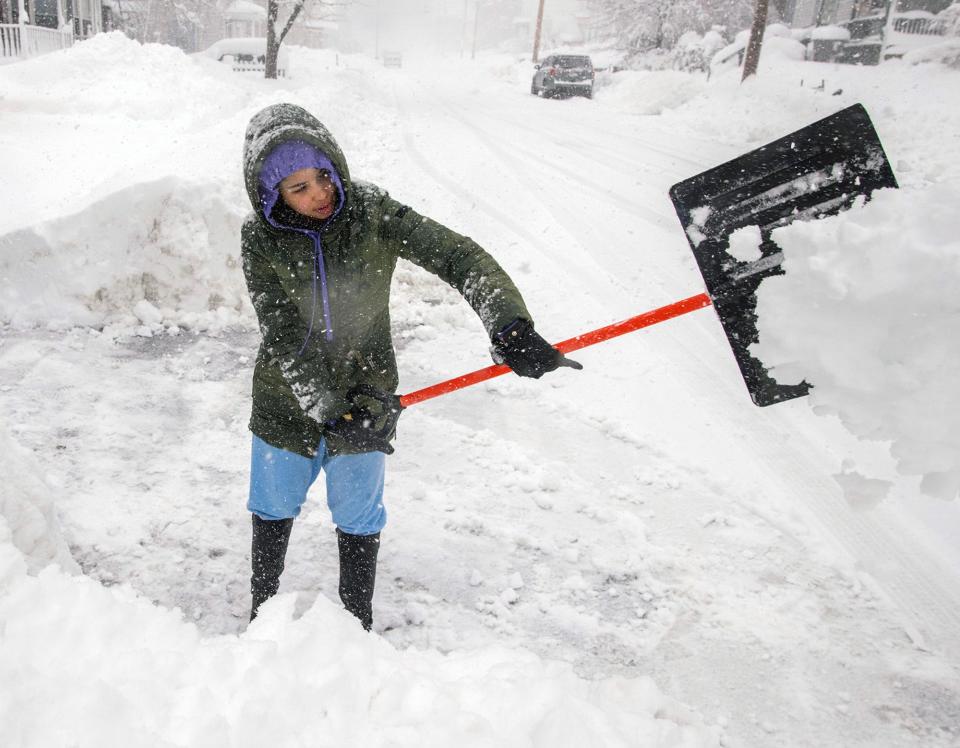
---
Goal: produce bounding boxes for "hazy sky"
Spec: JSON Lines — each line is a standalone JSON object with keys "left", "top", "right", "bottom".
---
{"left": 339, "top": 0, "right": 589, "bottom": 56}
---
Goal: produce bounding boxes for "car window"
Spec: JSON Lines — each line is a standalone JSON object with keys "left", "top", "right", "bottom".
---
{"left": 556, "top": 56, "right": 592, "bottom": 69}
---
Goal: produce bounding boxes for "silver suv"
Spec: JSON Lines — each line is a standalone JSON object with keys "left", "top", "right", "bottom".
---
{"left": 531, "top": 55, "right": 594, "bottom": 99}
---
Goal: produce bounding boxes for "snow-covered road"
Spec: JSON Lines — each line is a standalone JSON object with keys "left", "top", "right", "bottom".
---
{"left": 2, "top": 39, "right": 959, "bottom": 747}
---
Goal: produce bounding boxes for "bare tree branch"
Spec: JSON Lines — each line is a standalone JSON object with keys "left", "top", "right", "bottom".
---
{"left": 278, "top": 0, "right": 307, "bottom": 44}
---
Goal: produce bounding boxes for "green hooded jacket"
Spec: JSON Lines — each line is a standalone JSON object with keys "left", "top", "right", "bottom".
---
{"left": 241, "top": 103, "right": 531, "bottom": 457}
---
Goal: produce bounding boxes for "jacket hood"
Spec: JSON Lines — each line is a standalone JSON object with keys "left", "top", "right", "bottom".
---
{"left": 243, "top": 103, "right": 352, "bottom": 228}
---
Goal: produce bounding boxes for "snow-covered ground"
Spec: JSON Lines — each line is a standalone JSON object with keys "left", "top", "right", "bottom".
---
{"left": 1, "top": 33, "right": 959, "bottom": 747}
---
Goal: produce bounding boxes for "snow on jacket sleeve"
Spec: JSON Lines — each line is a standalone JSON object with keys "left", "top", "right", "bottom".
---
{"left": 377, "top": 194, "right": 532, "bottom": 338}
{"left": 241, "top": 218, "right": 348, "bottom": 425}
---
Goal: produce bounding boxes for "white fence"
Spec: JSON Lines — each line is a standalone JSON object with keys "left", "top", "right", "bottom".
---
{"left": 1, "top": 23, "right": 73, "bottom": 61}
{"left": 228, "top": 60, "right": 287, "bottom": 77}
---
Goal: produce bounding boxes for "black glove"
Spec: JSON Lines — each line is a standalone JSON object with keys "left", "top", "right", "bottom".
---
{"left": 491, "top": 319, "right": 583, "bottom": 379}
{"left": 325, "top": 386, "right": 403, "bottom": 455}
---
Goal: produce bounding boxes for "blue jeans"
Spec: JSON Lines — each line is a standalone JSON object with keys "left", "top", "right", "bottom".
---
{"left": 247, "top": 435, "right": 386, "bottom": 535}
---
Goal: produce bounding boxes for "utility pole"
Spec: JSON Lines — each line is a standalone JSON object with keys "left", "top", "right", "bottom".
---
{"left": 741, "top": 0, "right": 769, "bottom": 81}
{"left": 531, "top": 0, "right": 545, "bottom": 63}
{"left": 374, "top": 0, "right": 381, "bottom": 59}
{"left": 471, "top": 0, "right": 480, "bottom": 59}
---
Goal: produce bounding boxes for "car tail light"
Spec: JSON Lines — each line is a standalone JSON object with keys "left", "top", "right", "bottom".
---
{"left": 549, "top": 66, "right": 558, "bottom": 76}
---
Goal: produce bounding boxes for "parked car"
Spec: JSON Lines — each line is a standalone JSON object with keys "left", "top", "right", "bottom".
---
{"left": 531, "top": 54, "right": 594, "bottom": 99}
{"left": 200, "top": 37, "right": 289, "bottom": 78}
{"left": 382, "top": 50, "right": 403, "bottom": 68}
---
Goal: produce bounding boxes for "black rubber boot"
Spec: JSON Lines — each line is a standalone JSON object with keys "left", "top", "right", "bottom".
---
{"left": 250, "top": 514, "right": 294, "bottom": 622}
{"left": 337, "top": 529, "right": 380, "bottom": 631}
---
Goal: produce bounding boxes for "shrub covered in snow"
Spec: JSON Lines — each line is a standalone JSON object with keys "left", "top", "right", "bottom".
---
{"left": 669, "top": 28, "right": 727, "bottom": 73}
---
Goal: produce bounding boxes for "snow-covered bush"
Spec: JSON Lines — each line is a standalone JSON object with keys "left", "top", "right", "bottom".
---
{"left": 710, "top": 26, "right": 807, "bottom": 76}
{"left": 669, "top": 28, "right": 727, "bottom": 72}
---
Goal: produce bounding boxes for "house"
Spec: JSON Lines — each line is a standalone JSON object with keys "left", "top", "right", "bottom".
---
{"left": 219, "top": 1, "right": 341, "bottom": 50}
{"left": 224, "top": 0, "right": 266, "bottom": 40}
{"left": 1, "top": 0, "right": 107, "bottom": 62}
{"left": 783, "top": 0, "right": 959, "bottom": 63}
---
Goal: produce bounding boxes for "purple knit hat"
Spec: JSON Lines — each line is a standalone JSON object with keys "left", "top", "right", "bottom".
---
{"left": 257, "top": 140, "right": 345, "bottom": 226}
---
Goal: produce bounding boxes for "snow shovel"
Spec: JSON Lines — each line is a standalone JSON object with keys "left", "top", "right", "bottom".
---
{"left": 668, "top": 103, "right": 897, "bottom": 405}
{"left": 368, "top": 103, "right": 897, "bottom": 426}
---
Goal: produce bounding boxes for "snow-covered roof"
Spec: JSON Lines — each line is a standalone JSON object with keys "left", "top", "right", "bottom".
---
{"left": 224, "top": 0, "right": 266, "bottom": 20}
{"left": 895, "top": 10, "right": 938, "bottom": 19}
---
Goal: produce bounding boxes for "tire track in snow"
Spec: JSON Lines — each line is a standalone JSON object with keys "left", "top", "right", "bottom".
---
{"left": 740, "top": 411, "right": 960, "bottom": 663}
{"left": 466, "top": 100, "right": 708, "bottom": 181}
{"left": 431, "top": 96, "right": 678, "bottom": 231}
{"left": 386, "top": 86, "right": 648, "bottom": 318}
{"left": 496, "top": 91, "right": 716, "bottom": 171}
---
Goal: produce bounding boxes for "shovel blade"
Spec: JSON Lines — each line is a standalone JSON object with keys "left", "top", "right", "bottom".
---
{"left": 669, "top": 104, "right": 898, "bottom": 407}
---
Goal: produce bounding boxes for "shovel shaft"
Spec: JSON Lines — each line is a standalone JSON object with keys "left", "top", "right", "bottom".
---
{"left": 398, "top": 292, "right": 712, "bottom": 408}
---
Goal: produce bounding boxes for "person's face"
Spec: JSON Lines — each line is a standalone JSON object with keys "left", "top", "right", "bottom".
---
{"left": 279, "top": 167, "right": 337, "bottom": 220}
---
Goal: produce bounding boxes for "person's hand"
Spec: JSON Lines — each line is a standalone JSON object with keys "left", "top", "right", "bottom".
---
{"left": 325, "top": 386, "right": 403, "bottom": 455}
{"left": 491, "top": 319, "right": 583, "bottom": 379}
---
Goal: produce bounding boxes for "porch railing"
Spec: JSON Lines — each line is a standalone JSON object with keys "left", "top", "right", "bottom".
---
{"left": 893, "top": 14, "right": 960, "bottom": 36}
{"left": 1, "top": 23, "right": 74, "bottom": 61}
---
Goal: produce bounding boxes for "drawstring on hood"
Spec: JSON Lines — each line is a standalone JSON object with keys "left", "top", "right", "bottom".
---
{"left": 258, "top": 140, "right": 346, "bottom": 351}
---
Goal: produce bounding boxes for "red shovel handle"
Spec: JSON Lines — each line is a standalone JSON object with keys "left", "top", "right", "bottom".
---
{"left": 398, "top": 292, "right": 712, "bottom": 408}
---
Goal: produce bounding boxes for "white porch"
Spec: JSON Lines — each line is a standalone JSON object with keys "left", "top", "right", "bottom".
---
{"left": 0, "top": 0, "right": 106, "bottom": 62}
{"left": 0, "top": 21, "right": 72, "bottom": 60}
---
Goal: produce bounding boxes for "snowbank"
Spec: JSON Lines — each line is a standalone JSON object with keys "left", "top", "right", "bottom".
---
{"left": 903, "top": 38, "right": 960, "bottom": 69}
{"left": 599, "top": 70, "right": 708, "bottom": 115}
{"left": 810, "top": 25, "right": 851, "bottom": 41}
{"left": 0, "top": 32, "right": 252, "bottom": 119}
{"left": 0, "top": 430, "right": 78, "bottom": 575}
{"left": 755, "top": 184, "right": 960, "bottom": 500}
{"left": 0, "top": 177, "right": 250, "bottom": 332}
{"left": 0, "top": 552, "right": 718, "bottom": 747}
{"left": 710, "top": 28, "right": 806, "bottom": 75}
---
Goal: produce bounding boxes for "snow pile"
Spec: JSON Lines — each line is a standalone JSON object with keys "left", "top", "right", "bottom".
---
{"left": 754, "top": 184, "right": 960, "bottom": 500}
{"left": 810, "top": 25, "right": 851, "bottom": 41}
{"left": 0, "top": 555, "right": 719, "bottom": 747}
{"left": 1, "top": 31, "right": 251, "bottom": 120}
{"left": 0, "top": 177, "right": 250, "bottom": 332}
{"left": 600, "top": 70, "right": 708, "bottom": 115}
{"left": 0, "top": 430, "right": 78, "bottom": 575}
{"left": 903, "top": 38, "right": 960, "bottom": 69}
{"left": 710, "top": 26, "right": 806, "bottom": 75}
{"left": 695, "top": 60, "right": 959, "bottom": 186}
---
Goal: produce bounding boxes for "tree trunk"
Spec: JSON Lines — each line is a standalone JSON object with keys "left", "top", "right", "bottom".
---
{"left": 265, "top": 0, "right": 306, "bottom": 79}
{"left": 741, "top": 0, "right": 769, "bottom": 81}
{"left": 265, "top": 0, "right": 280, "bottom": 79}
